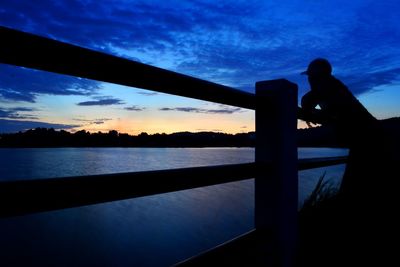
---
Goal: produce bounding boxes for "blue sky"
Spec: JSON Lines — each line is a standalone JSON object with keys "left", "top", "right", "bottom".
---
{"left": 0, "top": 0, "right": 399, "bottom": 134}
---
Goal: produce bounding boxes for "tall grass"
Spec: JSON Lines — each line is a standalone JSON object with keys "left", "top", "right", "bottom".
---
{"left": 298, "top": 172, "right": 343, "bottom": 267}
{"left": 301, "top": 172, "right": 339, "bottom": 211}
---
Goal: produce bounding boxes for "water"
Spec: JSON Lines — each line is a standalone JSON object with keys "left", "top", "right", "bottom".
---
{"left": 0, "top": 147, "right": 347, "bottom": 266}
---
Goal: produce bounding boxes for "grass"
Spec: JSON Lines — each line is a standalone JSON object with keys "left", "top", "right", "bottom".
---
{"left": 298, "top": 173, "right": 343, "bottom": 267}
{"left": 301, "top": 172, "right": 339, "bottom": 211}
{"left": 298, "top": 168, "right": 398, "bottom": 266}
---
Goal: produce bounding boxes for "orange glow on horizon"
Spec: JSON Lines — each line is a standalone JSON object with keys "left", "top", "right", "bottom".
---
{"left": 70, "top": 119, "right": 310, "bottom": 135}
{"left": 71, "top": 116, "right": 255, "bottom": 135}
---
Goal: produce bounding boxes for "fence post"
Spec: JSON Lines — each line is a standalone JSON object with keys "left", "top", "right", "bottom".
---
{"left": 255, "top": 79, "right": 298, "bottom": 266}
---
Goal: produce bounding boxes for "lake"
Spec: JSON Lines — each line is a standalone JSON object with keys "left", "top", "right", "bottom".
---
{"left": 0, "top": 147, "right": 347, "bottom": 266}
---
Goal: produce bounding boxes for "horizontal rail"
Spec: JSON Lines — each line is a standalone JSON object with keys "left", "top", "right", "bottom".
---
{"left": 298, "top": 156, "right": 348, "bottom": 170}
{"left": 0, "top": 26, "right": 321, "bottom": 121}
{"left": 0, "top": 26, "right": 255, "bottom": 110}
{"left": 0, "top": 163, "right": 256, "bottom": 218}
{"left": 0, "top": 157, "right": 347, "bottom": 218}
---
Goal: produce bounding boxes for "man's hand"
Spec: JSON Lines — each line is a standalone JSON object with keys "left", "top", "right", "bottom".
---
{"left": 306, "top": 121, "right": 315, "bottom": 128}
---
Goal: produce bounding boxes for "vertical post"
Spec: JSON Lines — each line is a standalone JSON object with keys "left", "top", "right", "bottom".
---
{"left": 255, "top": 79, "right": 298, "bottom": 266}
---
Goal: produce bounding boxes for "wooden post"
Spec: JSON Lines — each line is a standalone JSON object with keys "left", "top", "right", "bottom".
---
{"left": 255, "top": 79, "right": 298, "bottom": 266}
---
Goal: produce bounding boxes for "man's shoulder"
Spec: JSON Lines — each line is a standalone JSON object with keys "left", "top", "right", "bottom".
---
{"left": 327, "top": 76, "right": 352, "bottom": 96}
{"left": 330, "top": 76, "right": 347, "bottom": 87}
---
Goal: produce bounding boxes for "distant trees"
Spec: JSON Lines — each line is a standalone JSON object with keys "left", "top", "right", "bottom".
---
{"left": 0, "top": 128, "right": 256, "bottom": 147}
{"left": 0, "top": 120, "right": 376, "bottom": 148}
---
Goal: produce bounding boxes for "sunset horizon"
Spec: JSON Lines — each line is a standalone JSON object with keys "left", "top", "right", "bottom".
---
{"left": 1, "top": 0, "right": 399, "bottom": 135}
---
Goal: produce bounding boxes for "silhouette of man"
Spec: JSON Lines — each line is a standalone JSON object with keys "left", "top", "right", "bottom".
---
{"left": 300, "top": 58, "right": 382, "bottom": 195}
{"left": 299, "top": 58, "right": 397, "bottom": 266}
{"left": 300, "top": 58, "right": 377, "bottom": 140}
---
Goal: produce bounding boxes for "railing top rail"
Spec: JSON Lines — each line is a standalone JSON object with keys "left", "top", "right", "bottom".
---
{"left": 0, "top": 26, "right": 255, "bottom": 110}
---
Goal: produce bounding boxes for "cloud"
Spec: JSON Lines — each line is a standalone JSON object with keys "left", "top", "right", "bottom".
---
{"left": 0, "top": 0, "right": 399, "bottom": 101}
{"left": 159, "top": 108, "right": 174, "bottom": 111}
{"left": 0, "top": 119, "right": 79, "bottom": 133}
{"left": 137, "top": 92, "right": 158, "bottom": 96}
{"left": 0, "top": 1, "right": 278, "bottom": 95}
{"left": 72, "top": 117, "right": 112, "bottom": 125}
{"left": 124, "top": 106, "right": 146, "bottom": 111}
{"left": 0, "top": 64, "right": 100, "bottom": 102}
{"left": 195, "top": 128, "right": 223, "bottom": 132}
{"left": 0, "top": 0, "right": 208, "bottom": 53}
{"left": 207, "top": 107, "right": 242, "bottom": 114}
{"left": 159, "top": 106, "right": 242, "bottom": 114}
{"left": 0, "top": 107, "right": 38, "bottom": 120}
{"left": 77, "top": 97, "right": 124, "bottom": 106}
{"left": 343, "top": 67, "right": 400, "bottom": 95}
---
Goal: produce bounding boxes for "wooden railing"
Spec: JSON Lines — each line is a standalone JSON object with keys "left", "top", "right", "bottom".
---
{"left": 0, "top": 26, "right": 347, "bottom": 267}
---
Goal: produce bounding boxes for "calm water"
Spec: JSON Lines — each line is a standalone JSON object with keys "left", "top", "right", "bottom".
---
{"left": 0, "top": 147, "right": 347, "bottom": 266}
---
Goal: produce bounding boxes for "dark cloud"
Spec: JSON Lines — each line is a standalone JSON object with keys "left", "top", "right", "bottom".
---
{"left": 159, "top": 108, "right": 174, "bottom": 111}
{"left": 207, "top": 107, "right": 242, "bottom": 114}
{"left": 0, "top": 107, "right": 38, "bottom": 120}
{"left": 10, "top": 107, "right": 36, "bottom": 112}
{"left": 195, "top": 128, "right": 222, "bottom": 132}
{"left": 124, "top": 106, "right": 146, "bottom": 111}
{"left": 0, "top": 0, "right": 210, "bottom": 53}
{"left": 0, "top": 0, "right": 399, "bottom": 102}
{"left": 159, "top": 106, "right": 242, "bottom": 114}
{"left": 0, "top": 88, "right": 35, "bottom": 102}
{"left": 0, "top": 1, "right": 263, "bottom": 96}
{"left": 0, "top": 64, "right": 100, "bottom": 102}
{"left": 0, "top": 119, "right": 79, "bottom": 133}
{"left": 340, "top": 67, "right": 400, "bottom": 96}
{"left": 77, "top": 98, "right": 124, "bottom": 106}
{"left": 137, "top": 92, "right": 158, "bottom": 96}
{"left": 72, "top": 118, "right": 112, "bottom": 125}
{"left": 0, "top": 109, "right": 10, "bottom": 118}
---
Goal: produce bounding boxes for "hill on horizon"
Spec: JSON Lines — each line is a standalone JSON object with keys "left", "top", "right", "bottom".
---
{"left": 1, "top": 117, "right": 399, "bottom": 148}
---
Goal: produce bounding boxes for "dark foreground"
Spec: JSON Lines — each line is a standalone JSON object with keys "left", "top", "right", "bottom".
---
{"left": 175, "top": 193, "right": 398, "bottom": 266}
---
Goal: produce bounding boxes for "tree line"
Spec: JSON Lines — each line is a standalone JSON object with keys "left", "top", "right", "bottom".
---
{"left": 0, "top": 128, "right": 256, "bottom": 147}
{"left": 1, "top": 121, "right": 374, "bottom": 148}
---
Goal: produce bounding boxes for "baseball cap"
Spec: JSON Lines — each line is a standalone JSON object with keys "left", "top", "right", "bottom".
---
{"left": 301, "top": 58, "right": 332, "bottom": 76}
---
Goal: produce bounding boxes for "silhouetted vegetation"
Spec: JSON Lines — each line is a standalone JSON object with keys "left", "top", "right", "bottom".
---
{"left": 0, "top": 127, "right": 341, "bottom": 148}
{"left": 2, "top": 118, "right": 399, "bottom": 148}
{"left": 0, "top": 128, "right": 256, "bottom": 147}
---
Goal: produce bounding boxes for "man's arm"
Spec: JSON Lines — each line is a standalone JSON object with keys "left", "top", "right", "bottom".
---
{"left": 298, "top": 106, "right": 330, "bottom": 126}
{"left": 300, "top": 91, "right": 320, "bottom": 126}
{"left": 301, "top": 91, "right": 318, "bottom": 112}
{"left": 299, "top": 90, "right": 336, "bottom": 126}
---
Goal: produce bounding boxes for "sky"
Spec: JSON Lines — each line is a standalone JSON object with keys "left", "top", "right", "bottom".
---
{"left": 0, "top": 0, "right": 399, "bottom": 134}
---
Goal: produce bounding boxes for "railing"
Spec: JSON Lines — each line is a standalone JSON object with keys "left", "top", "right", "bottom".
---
{"left": 0, "top": 26, "right": 347, "bottom": 266}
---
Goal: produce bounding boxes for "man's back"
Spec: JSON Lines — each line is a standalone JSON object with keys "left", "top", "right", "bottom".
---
{"left": 299, "top": 59, "right": 398, "bottom": 266}
{"left": 311, "top": 75, "right": 376, "bottom": 128}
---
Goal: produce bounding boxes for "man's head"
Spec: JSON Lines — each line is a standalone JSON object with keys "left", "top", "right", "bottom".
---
{"left": 301, "top": 58, "right": 332, "bottom": 77}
